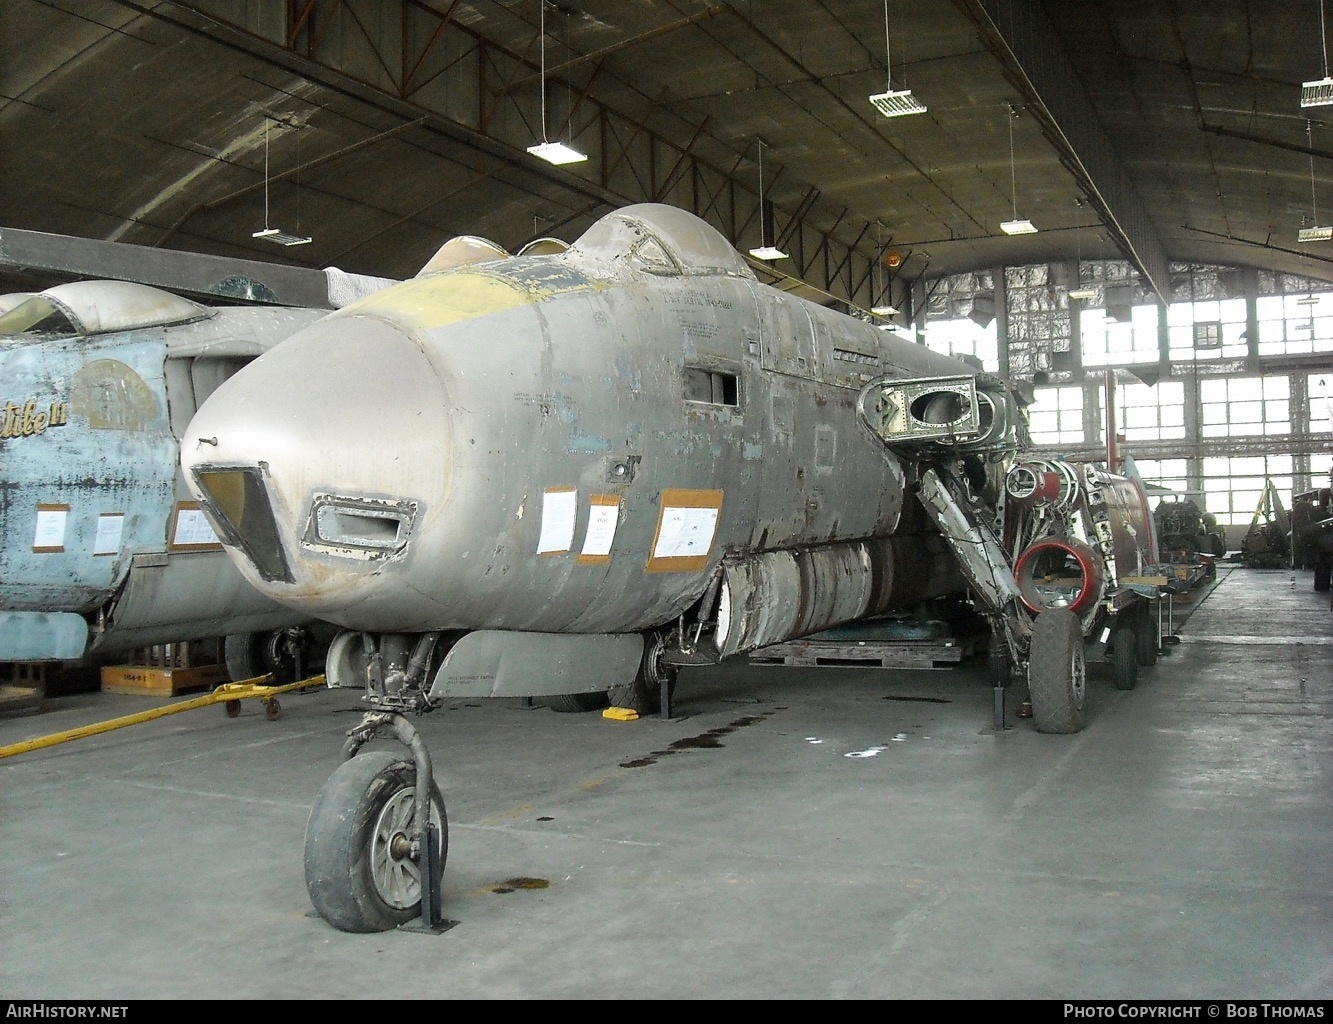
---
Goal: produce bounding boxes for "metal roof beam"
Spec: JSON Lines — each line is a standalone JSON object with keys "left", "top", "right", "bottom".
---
{"left": 961, "top": 0, "right": 1172, "bottom": 305}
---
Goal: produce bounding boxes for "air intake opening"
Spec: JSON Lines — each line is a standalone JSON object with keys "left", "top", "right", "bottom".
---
{"left": 315, "top": 504, "right": 406, "bottom": 549}
{"left": 306, "top": 495, "right": 415, "bottom": 556}
{"left": 1014, "top": 537, "right": 1102, "bottom": 615}
{"left": 911, "top": 390, "right": 969, "bottom": 425}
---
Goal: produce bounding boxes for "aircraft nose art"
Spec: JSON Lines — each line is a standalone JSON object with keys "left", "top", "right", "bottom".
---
{"left": 181, "top": 314, "right": 451, "bottom": 602}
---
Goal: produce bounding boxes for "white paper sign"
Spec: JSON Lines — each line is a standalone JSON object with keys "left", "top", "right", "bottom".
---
{"left": 94, "top": 513, "right": 125, "bottom": 555}
{"left": 652, "top": 506, "right": 719, "bottom": 558}
{"left": 33, "top": 507, "right": 68, "bottom": 550}
{"left": 172, "top": 507, "right": 219, "bottom": 546}
{"left": 537, "top": 489, "right": 577, "bottom": 554}
{"left": 580, "top": 501, "right": 620, "bottom": 557}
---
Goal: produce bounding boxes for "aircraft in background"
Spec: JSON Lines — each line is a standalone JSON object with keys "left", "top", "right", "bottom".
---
{"left": 0, "top": 227, "right": 396, "bottom": 682}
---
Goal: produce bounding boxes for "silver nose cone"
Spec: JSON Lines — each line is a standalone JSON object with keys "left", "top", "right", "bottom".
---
{"left": 182, "top": 314, "right": 452, "bottom": 607}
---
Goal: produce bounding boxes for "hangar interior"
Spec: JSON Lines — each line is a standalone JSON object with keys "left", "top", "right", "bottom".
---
{"left": 6, "top": 0, "right": 1333, "bottom": 539}
{"left": 2, "top": 0, "right": 1333, "bottom": 1001}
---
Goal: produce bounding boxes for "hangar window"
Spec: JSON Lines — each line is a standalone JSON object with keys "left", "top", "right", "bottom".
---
{"left": 1110, "top": 381, "right": 1186, "bottom": 442}
{"left": 684, "top": 367, "right": 739, "bottom": 406}
{"left": 1166, "top": 297, "right": 1247, "bottom": 363}
{"left": 922, "top": 318, "right": 999, "bottom": 372}
{"left": 1134, "top": 459, "right": 1189, "bottom": 498}
{"left": 1308, "top": 373, "right": 1333, "bottom": 433}
{"left": 1202, "top": 455, "right": 1293, "bottom": 527}
{"left": 1200, "top": 375, "right": 1289, "bottom": 438}
{"left": 1027, "top": 385, "right": 1084, "bottom": 445}
{"left": 1257, "top": 293, "right": 1333, "bottom": 356}
{"left": 1083, "top": 304, "right": 1160, "bottom": 366}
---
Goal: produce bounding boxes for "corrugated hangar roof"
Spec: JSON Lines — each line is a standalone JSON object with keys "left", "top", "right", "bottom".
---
{"left": 4, "top": 0, "right": 1333, "bottom": 309}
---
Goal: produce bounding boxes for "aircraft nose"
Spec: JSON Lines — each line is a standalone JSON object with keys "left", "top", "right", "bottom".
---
{"left": 182, "top": 314, "right": 450, "bottom": 590}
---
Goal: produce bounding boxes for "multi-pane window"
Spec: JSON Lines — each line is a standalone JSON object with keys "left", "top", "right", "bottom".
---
{"left": 1081, "top": 304, "right": 1160, "bottom": 367}
{"left": 1113, "top": 381, "right": 1186, "bottom": 441}
{"left": 1256, "top": 294, "right": 1333, "bottom": 357}
{"left": 1308, "top": 372, "right": 1333, "bottom": 432}
{"left": 921, "top": 317, "right": 999, "bottom": 372}
{"left": 1166, "top": 297, "right": 1247, "bottom": 363}
{"left": 1199, "top": 376, "right": 1289, "bottom": 437}
{"left": 1202, "top": 455, "right": 1294, "bottom": 527}
{"left": 1132, "top": 458, "right": 1189, "bottom": 498}
{"left": 1027, "top": 385, "right": 1085, "bottom": 445}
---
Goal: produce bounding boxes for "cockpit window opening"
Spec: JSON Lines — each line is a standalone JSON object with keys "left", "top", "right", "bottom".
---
{"left": 0, "top": 281, "right": 209, "bottom": 338}
{"left": 570, "top": 204, "right": 756, "bottom": 280}
{"left": 628, "top": 236, "right": 681, "bottom": 276}
{"left": 192, "top": 466, "right": 292, "bottom": 583}
{"left": 0, "top": 296, "right": 83, "bottom": 336}
{"left": 684, "top": 366, "right": 740, "bottom": 407}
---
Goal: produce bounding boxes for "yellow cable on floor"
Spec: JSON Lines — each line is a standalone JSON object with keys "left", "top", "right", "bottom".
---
{"left": 0, "top": 675, "right": 326, "bottom": 760}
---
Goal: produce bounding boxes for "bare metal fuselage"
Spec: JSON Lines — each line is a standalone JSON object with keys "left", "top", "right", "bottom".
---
{"left": 184, "top": 205, "right": 976, "bottom": 653}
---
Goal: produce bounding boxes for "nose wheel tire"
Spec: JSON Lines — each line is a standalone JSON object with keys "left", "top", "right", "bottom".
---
{"left": 304, "top": 750, "right": 448, "bottom": 933}
{"left": 1027, "top": 608, "right": 1087, "bottom": 734}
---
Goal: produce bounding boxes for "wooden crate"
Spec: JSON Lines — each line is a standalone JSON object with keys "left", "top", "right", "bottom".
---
{"left": 100, "top": 663, "right": 229, "bottom": 696}
{"left": 749, "top": 635, "right": 977, "bottom": 670}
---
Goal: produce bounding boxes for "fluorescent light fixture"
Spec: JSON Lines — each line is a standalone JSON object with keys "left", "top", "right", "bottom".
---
{"left": 1068, "top": 288, "right": 1096, "bottom": 300}
{"left": 748, "top": 245, "right": 788, "bottom": 261}
{"left": 1297, "top": 294, "right": 1321, "bottom": 305}
{"left": 1000, "top": 218, "right": 1037, "bottom": 235}
{"left": 1299, "top": 224, "right": 1333, "bottom": 242}
{"left": 252, "top": 227, "right": 312, "bottom": 247}
{"left": 527, "top": 141, "right": 587, "bottom": 165}
{"left": 869, "top": 89, "right": 927, "bottom": 118}
{"left": 1302, "top": 77, "right": 1333, "bottom": 107}
{"left": 871, "top": 304, "right": 898, "bottom": 316}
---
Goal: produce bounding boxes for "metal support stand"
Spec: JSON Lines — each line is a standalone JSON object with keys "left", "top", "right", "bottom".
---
{"left": 659, "top": 672, "right": 672, "bottom": 721}
{"left": 1161, "top": 592, "right": 1181, "bottom": 648}
{"left": 400, "top": 821, "right": 455, "bottom": 934}
{"left": 993, "top": 681, "right": 1007, "bottom": 731}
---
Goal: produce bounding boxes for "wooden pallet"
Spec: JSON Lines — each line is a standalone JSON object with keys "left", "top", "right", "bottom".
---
{"left": 749, "top": 634, "right": 978, "bottom": 670}
{"left": 0, "top": 663, "right": 46, "bottom": 717}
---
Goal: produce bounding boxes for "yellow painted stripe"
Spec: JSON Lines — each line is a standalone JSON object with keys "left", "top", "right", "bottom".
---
{"left": 337, "top": 269, "right": 598, "bottom": 331}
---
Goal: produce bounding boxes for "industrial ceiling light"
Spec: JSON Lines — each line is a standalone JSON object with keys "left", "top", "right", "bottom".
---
{"left": 868, "top": 0, "right": 926, "bottom": 118}
{"left": 999, "top": 104, "right": 1036, "bottom": 235}
{"left": 748, "top": 140, "right": 787, "bottom": 260}
{"left": 1299, "top": 119, "right": 1332, "bottom": 242}
{"left": 1303, "top": 0, "right": 1333, "bottom": 107}
{"left": 870, "top": 222, "right": 897, "bottom": 316}
{"left": 1068, "top": 287, "right": 1096, "bottom": 300}
{"left": 527, "top": 0, "right": 587, "bottom": 166}
{"left": 252, "top": 116, "right": 311, "bottom": 247}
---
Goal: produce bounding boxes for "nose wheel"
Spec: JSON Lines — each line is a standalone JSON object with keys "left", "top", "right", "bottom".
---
{"left": 304, "top": 715, "right": 453, "bottom": 933}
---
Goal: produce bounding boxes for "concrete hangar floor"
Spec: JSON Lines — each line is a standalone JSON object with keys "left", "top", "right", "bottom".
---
{"left": 1, "top": 566, "right": 1330, "bottom": 1000}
